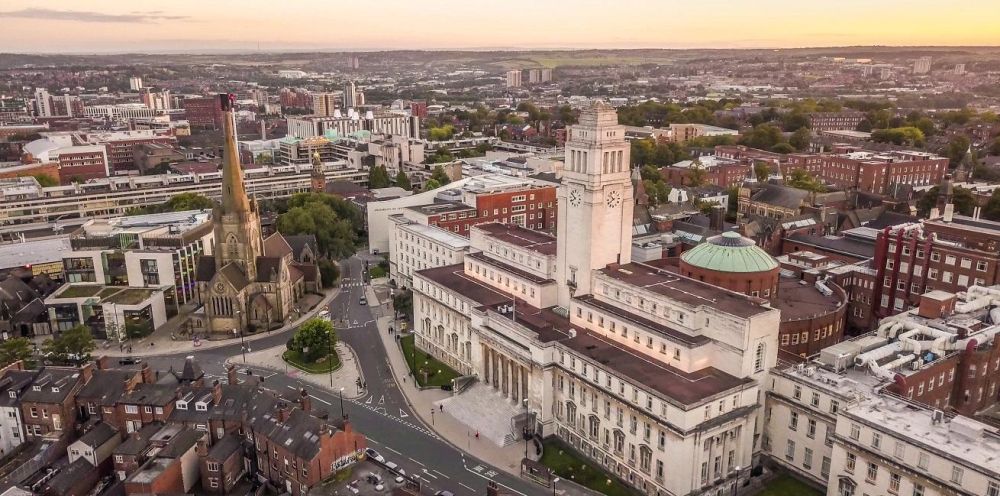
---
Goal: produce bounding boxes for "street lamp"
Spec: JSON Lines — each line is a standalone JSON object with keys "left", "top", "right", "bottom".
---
{"left": 233, "top": 328, "right": 247, "bottom": 364}
{"left": 430, "top": 408, "right": 435, "bottom": 426}
{"left": 522, "top": 398, "right": 530, "bottom": 459}
{"left": 731, "top": 466, "right": 741, "bottom": 496}
{"left": 552, "top": 477, "right": 560, "bottom": 496}
{"left": 328, "top": 326, "right": 334, "bottom": 387}
{"left": 338, "top": 387, "right": 346, "bottom": 419}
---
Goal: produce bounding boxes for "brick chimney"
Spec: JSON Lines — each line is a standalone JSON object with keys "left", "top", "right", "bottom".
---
{"left": 80, "top": 363, "right": 94, "bottom": 384}
{"left": 140, "top": 363, "right": 154, "bottom": 384}
{"left": 276, "top": 402, "right": 291, "bottom": 423}
{"left": 212, "top": 380, "right": 222, "bottom": 405}
{"left": 95, "top": 356, "right": 110, "bottom": 370}
{"left": 124, "top": 378, "right": 136, "bottom": 395}
{"left": 226, "top": 364, "right": 238, "bottom": 385}
{"left": 299, "top": 389, "right": 311, "bottom": 412}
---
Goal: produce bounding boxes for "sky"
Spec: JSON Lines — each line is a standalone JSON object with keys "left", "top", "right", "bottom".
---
{"left": 1, "top": 0, "right": 998, "bottom": 53}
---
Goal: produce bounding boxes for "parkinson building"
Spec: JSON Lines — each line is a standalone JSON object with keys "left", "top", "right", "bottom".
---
{"left": 412, "top": 103, "right": 781, "bottom": 496}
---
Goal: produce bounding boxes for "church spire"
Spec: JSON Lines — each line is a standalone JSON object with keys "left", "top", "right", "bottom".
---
{"left": 220, "top": 94, "right": 251, "bottom": 213}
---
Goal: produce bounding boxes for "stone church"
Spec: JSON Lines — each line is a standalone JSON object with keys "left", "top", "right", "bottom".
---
{"left": 194, "top": 94, "right": 320, "bottom": 337}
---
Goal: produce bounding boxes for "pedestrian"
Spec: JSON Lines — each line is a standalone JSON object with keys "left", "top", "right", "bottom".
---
{"left": 439, "top": 404, "right": 443, "bottom": 412}
{"left": 475, "top": 431, "right": 479, "bottom": 439}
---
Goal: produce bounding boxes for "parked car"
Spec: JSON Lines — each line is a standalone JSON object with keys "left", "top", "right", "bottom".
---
{"left": 359, "top": 296, "right": 367, "bottom": 305}
{"left": 435, "top": 491, "right": 455, "bottom": 496}
{"left": 118, "top": 356, "right": 142, "bottom": 365}
{"left": 365, "top": 448, "right": 385, "bottom": 463}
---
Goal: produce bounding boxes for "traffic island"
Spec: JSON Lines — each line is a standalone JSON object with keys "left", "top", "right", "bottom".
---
{"left": 399, "top": 334, "right": 461, "bottom": 388}
{"left": 538, "top": 438, "right": 636, "bottom": 496}
{"left": 282, "top": 349, "right": 341, "bottom": 374}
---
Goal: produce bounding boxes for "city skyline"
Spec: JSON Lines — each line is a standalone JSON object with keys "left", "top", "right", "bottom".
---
{"left": 1, "top": 0, "right": 999, "bottom": 53}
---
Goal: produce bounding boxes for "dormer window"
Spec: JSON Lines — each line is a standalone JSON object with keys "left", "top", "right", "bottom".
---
{"left": 8, "top": 391, "right": 15, "bottom": 399}
{"left": 32, "top": 386, "right": 40, "bottom": 391}
{"left": 51, "top": 387, "right": 59, "bottom": 393}
{"left": 176, "top": 401, "right": 188, "bottom": 410}
{"left": 196, "top": 402, "right": 208, "bottom": 412}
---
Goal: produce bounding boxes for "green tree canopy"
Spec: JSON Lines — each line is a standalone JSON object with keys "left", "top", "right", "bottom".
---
{"left": 871, "top": 127, "right": 925, "bottom": 147}
{"left": 318, "top": 259, "right": 340, "bottom": 285}
{"left": 786, "top": 169, "right": 826, "bottom": 193}
{"left": 287, "top": 318, "right": 335, "bottom": 363}
{"left": 789, "top": 128, "right": 812, "bottom": 151}
{"left": 42, "top": 325, "right": 95, "bottom": 365}
{"left": 423, "top": 178, "right": 442, "bottom": 191}
{"left": 0, "top": 337, "right": 35, "bottom": 368}
{"left": 943, "top": 136, "right": 971, "bottom": 167}
{"left": 395, "top": 170, "right": 412, "bottom": 190}
{"left": 430, "top": 165, "right": 452, "bottom": 185}
{"left": 129, "top": 192, "right": 214, "bottom": 216}
{"left": 286, "top": 193, "right": 364, "bottom": 233}
{"left": 916, "top": 186, "right": 976, "bottom": 218}
{"left": 428, "top": 125, "right": 456, "bottom": 141}
{"left": 754, "top": 161, "right": 772, "bottom": 182}
{"left": 989, "top": 137, "right": 1000, "bottom": 156}
{"left": 686, "top": 162, "right": 708, "bottom": 187}
{"left": 368, "top": 165, "right": 391, "bottom": 189}
{"left": 739, "top": 124, "right": 785, "bottom": 150}
{"left": 392, "top": 288, "right": 414, "bottom": 321}
{"left": 277, "top": 201, "right": 358, "bottom": 259}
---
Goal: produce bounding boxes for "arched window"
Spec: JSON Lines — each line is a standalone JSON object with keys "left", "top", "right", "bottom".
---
{"left": 588, "top": 415, "right": 600, "bottom": 438}
{"left": 613, "top": 429, "right": 625, "bottom": 454}
{"left": 566, "top": 402, "right": 577, "bottom": 428}
{"left": 639, "top": 445, "right": 653, "bottom": 473}
{"left": 754, "top": 343, "right": 766, "bottom": 372}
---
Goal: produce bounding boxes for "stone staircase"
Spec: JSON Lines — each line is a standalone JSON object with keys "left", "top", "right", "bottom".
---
{"left": 435, "top": 382, "right": 522, "bottom": 447}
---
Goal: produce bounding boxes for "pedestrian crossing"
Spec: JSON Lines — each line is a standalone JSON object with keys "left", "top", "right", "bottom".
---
{"left": 350, "top": 394, "right": 438, "bottom": 438}
{"left": 340, "top": 281, "right": 366, "bottom": 288}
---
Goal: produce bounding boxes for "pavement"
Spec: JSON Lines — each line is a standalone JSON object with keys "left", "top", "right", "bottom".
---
{"left": 74, "top": 288, "right": 341, "bottom": 358}
{"left": 227, "top": 340, "right": 368, "bottom": 400}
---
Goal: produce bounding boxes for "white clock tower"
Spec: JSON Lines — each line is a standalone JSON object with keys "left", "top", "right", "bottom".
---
{"left": 556, "top": 102, "right": 634, "bottom": 307}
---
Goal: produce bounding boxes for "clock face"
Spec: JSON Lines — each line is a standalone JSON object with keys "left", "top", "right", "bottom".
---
{"left": 606, "top": 189, "right": 622, "bottom": 209}
{"left": 215, "top": 282, "right": 226, "bottom": 294}
{"left": 569, "top": 188, "right": 581, "bottom": 207}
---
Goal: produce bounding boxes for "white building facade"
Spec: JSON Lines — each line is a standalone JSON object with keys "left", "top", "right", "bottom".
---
{"left": 412, "top": 103, "right": 781, "bottom": 496}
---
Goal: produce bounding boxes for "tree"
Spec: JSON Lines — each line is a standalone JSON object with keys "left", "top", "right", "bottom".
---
{"left": 368, "top": 165, "right": 391, "bottom": 189}
{"left": 285, "top": 193, "right": 364, "bottom": 233}
{"left": 423, "top": 178, "right": 442, "bottom": 191}
{"left": 789, "top": 128, "right": 811, "bottom": 151}
{"left": 871, "top": 127, "right": 925, "bottom": 147}
{"left": 786, "top": 169, "right": 826, "bottom": 193}
{"left": 944, "top": 136, "right": 971, "bottom": 166}
{"left": 686, "top": 162, "right": 707, "bottom": 187}
{"left": 916, "top": 186, "right": 976, "bottom": 217}
{"left": 0, "top": 337, "right": 35, "bottom": 368}
{"left": 287, "top": 318, "right": 335, "bottom": 363}
{"left": 277, "top": 201, "right": 358, "bottom": 259}
{"left": 753, "top": 161, "right": 771, "bottom": 182}
{"left": 32, "top": 174, "right": 58, "bottom": 187}
{"left": 394, "top": 170, "right": 412, "bottom": 190}
{"left": 430, "top": 165, "right": 451, "bottom": 185}
{"left": 42, "top": 325, "right": 96, "bottom": 365}
{"left": 428, "top": 125, "right": 456, "bottom": 141}
{"left": 990, "top": 137, "right": 1000, "bottom": 156}
{"left": 319, "top": 259, "right": 340, "bottom": 285}
{"left": 739, "top": 124, "right": 785, "bottom": 150}
{"left": 392, "top": 289, "right": 414, "bottom": 321}
{"left": 771, "top": 142, "right": 797, "bottom": 154}
{"left": 128, "top": 192, "right": 214, "bottom": 216}
{"left": 781, "top": 111, "right": 810, "bottom": 132}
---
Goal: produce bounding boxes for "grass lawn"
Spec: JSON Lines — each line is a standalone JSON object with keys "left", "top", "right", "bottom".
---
{"left": 283, "top": 349, "right": 341, "bottom": 374}
{"left": 399, "top": 334, "right": 462, "bottom": 388}
{"left": 539, "top": 439, "right": 636, "bottom": 496}
{"left": 757, "top": 474, "right": 823, "bottom": 496}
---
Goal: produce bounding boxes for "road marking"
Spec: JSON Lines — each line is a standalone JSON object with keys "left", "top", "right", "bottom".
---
{"left": 399, "top": 409, "right": 408, "bottom": 418}
{"left": 384, "top": 446, "right": 402, "bottom": 456}
{"left": 378, "top": 395, "right": 385, "bottom": 405}
{"left": 314, "top": 397, "right": 331, "bottom": 405}
{"left": 433, "top": 469, "right": 449, "bottom": 479}
{"left": 365, "top": 396, "right": 373, "bottom": 404}
{"left": 408, "top": 457, "right": 425, "bottom": 467}
{"left": 459, "top": 483, "right": 474, "bottom": 491}
{"left": 421, "top": 469, "right": 437, "bottom": 479}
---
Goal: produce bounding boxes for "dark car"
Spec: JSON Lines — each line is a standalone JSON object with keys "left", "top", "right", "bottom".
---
{"left": 118, "top": 356, "right": 142, "bottom": 365}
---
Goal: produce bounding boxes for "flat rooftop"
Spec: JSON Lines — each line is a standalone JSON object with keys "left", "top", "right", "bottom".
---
{"left": 398, "top": 221, "right": 470, "bottom": 249}
{"left": 0, "top": 236, "right": 72, "bottom": 269}
{"left": 599, "top": 262, "right": 772, "bottom": 319}
{"left": 774, "top": 277, "right": 845, "bottom": 322}
{"left": 475, "top": 223, "right": 557, "bottom": 256}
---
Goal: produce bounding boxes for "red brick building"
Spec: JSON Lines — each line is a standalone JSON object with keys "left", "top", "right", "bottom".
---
{"left": 54, "top": 145, "right": 110, "bottom": 183}
{"left": 660, "top": 156, "right": 751, "bottom": 189}
{"left": 806, "top": 111, "right": 865, "bottom": 132}
{"left": 406, "top": 182, "right": 558, "bottom": 235}
{"left": 183, "top": 97, "right": 224, "bottom": 129}
{"left": 871, "top": 215, "right": 1000, "bottom": 319}
{"left": 782, "top": 148, "right": 947, "bottom": 195}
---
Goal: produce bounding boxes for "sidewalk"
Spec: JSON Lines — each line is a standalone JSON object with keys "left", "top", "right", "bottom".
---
{"left": 226, "top": 340, "right": 367, "bottom": 400}
{"left": 368, "top": 285, "right": 529, "bottom": 477}
{"left": 72, "top": 287, "right": 340, "bottom": 358}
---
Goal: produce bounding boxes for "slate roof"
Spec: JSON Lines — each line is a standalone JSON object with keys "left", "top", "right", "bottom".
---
{"left": 249, "top": 407, "right": 331, "bottom": 461}
{"left": 121, "top": 383, "right": 177, "bottom": 406}
{"left": 180, "top": 357, "right": 204, "bottom": 383}
{"left": 0, "top": 369, "right": 39, "bottom": 407}
{"left": 263, "top": 233, "right": 293, "bottom": 258}
{"left": 76, "top": 369, "right": 138, "bottom": 406}
{"left": 207, "top": 433, "right": 242, "bottom": 460}
{"left": 195, "top": 256, "right": 217, "bottom": 282}
{"left": 157, "top": 428, "right": 202, "bottom": 458}
{"left": 115, "top": 424, "right": 162, "bottom": 456}
{"left": 285, "top": 234, "right": 319, "bottom": 261}
{"left": 21, "top": 368, "right": 81, "bottom": 404}
{"left": 750, "top": 184, "right": 808, "bottom": 210}
{"left": 865, "top": 210, "right": 918, "bottom": 229}
{"left": 77, "top": 421, "right": 118, "bottom": 448}
{"left": 256, "top": 257, "right": 283, "bottom": 283}
{"left": 42, "top": 458, "right": 95, "bottom": 494}
{"left": 219, "top": 262, "right": 251, "bottom": 292}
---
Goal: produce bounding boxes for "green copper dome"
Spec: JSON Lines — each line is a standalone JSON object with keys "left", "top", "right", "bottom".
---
{"left": 680, "top": 231, "right": 778, "bottom": 273}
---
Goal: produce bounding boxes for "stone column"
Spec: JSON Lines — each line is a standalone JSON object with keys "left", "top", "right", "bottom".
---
{"left": 511, "top": 364, "right": 519, "bottom": 403}
{"left": 482, "top": 344, "right": 490, "bottom": 384}
{"left": 501, "top": 357, "right": 509, "bottom": 397}
{"left": 492, "top": 351, "right": 500, "bottom": 391}
{"left": 522, "top": 365, "right": 529, "bottom": 406}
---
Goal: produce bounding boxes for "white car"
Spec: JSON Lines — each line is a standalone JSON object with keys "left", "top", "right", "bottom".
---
{"left": 365, "top": 448, "right": 385, "bottom": 463}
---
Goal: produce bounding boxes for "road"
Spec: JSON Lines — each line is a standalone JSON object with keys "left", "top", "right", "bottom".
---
{"left": 137, "top": 252, "right": 544, "bottom": 496}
